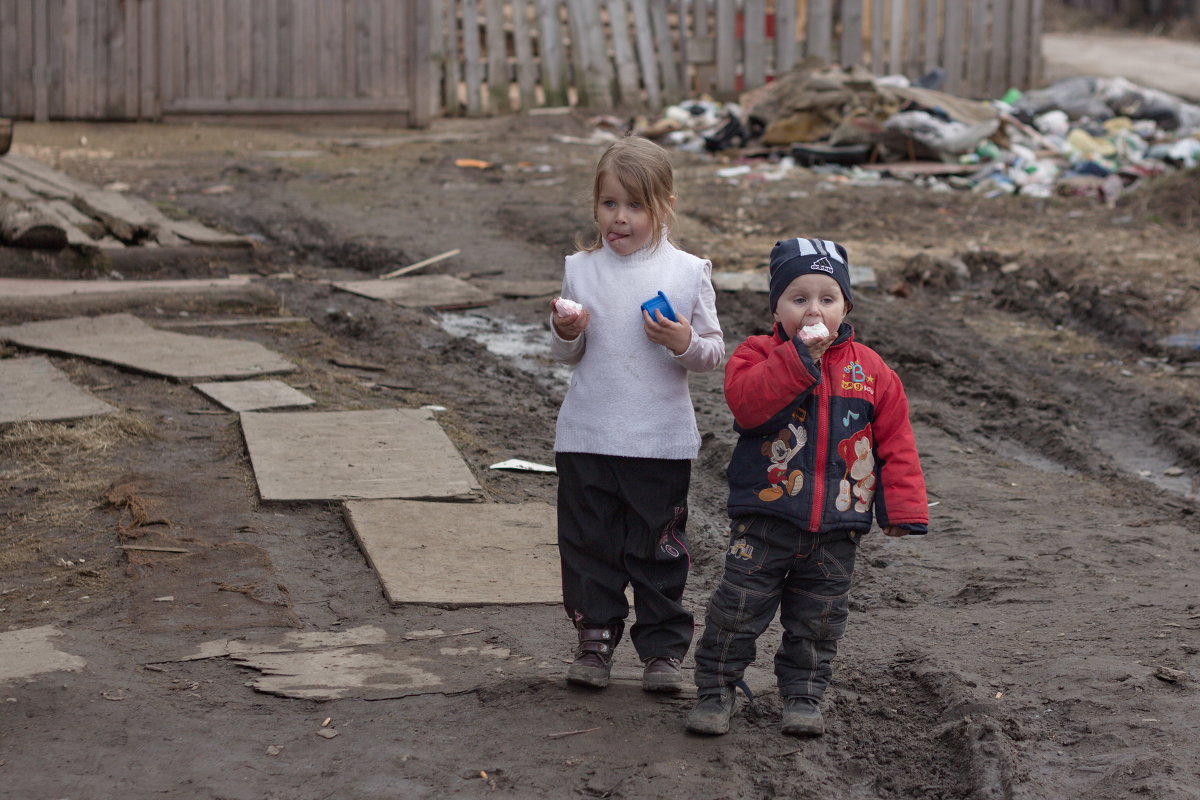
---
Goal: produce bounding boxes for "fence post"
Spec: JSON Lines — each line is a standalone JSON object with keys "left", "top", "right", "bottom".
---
{"left": 484, "top": 0, "right": 510, "bottom": 113}
{"left": 538, "top": 0, "right": 569, "bottom": 106}
{"left": 631, "top": 0, "right": 663, "bottom": 108}
{"left": 841, "top": 0, "right": 864, "bottom": 69}
{"left": 714, "top": 0, "right": 735, "bottom": 97}
{"left": 511, "top": 0, "right": 538, "bottom": 110}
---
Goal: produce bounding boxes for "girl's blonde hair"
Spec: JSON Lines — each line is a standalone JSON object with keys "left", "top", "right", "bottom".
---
{"left": 577, "top": 136, "right": 676, "bottom": 253}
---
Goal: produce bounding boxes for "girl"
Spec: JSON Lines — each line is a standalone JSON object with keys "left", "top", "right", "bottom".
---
{"left": 549, "top": 136, "right": 725, "bottom": 692}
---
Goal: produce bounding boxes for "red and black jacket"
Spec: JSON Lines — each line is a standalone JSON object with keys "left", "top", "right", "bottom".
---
{"left": 724, "top": 322, "right": 928, "bottom": 534}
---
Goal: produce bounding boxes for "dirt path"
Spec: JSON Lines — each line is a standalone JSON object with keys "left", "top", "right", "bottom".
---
{"left": 2, "top": 110, "right": 1199, "bottom": 800}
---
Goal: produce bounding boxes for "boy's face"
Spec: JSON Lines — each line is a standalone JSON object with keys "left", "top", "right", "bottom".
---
{"left": 772, "top": 273, "right": 848, "bottom": 340}
{"left": 595, "top": 174, "right": 672, "bottom": 256}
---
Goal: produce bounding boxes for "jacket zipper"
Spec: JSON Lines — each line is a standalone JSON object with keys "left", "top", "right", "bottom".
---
{"left": 809, "top": 357, "right": 830, "bottom": 532}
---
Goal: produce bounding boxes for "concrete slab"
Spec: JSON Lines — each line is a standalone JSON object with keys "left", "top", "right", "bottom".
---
{"left": 241, "top": 408, "right": 480, "bottom": 501}
{"left": 343, "top": 499, "right": 558, "bottom": 606}
{"left": 193, "top": 379, "right": 315, "bottom": 412}
{"left": 0, "top": 356, "right": 117, "bottom": 424}
{"left": 332, "top": 274, "right": 495, "bottom": 308}
{"left": 0, "top": 625, "right": 87, "bottom": 683}
{"left": 0, "top": 313, "right": 297, "bottom": 381}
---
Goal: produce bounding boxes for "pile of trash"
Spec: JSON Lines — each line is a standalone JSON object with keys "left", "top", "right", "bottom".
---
{"left": 627, "top": 63, "right": 1200, "bottom": 204}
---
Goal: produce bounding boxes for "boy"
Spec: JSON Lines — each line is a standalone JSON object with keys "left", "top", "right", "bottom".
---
{"left": 686, "top": 237, "right": 928, "bottom": 736}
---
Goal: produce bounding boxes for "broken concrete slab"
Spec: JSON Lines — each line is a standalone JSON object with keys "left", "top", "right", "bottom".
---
{"left": 343, "top": 499, "right": 558, "bottom": 606}
{"left": 240, "top": 408, "right": 481, "bottom": 502}
{"left": 0, "top": 625, "right": 87, "bottom": 683}
{"left": 0, "top": 356, "right": 117, "bottom": 424}
{"left": 332, "top": 274, "right": 496, "bottom": 308}
{"left": 0, "top": 313, "right": 297, "bottom": 381}
{"left": 193, "top": 379, "right": 315, "bottom": 412}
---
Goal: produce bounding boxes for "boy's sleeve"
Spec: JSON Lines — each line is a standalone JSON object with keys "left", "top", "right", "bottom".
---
{"left": 549, "top": 265, "right": 585, "bottom": 365}
{"left": 673, "top": 260, "right": 724, "bottom": 373}
{"left": 724, "top": 334, "right": 820, "bottom": 430}
{"left": 870, "top": 368, "right": 929, "bottom": 528}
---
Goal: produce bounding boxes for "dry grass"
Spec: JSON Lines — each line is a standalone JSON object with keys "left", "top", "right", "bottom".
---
{"left": 0, "top": 412, "right": 157, "bottom": 572}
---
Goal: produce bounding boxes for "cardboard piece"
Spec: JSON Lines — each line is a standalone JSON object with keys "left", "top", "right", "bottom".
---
{"left": 240, "top": 408, "right": 480, "bottom": 501}
{"left": 193, "top": 379, "right": 315, "bottom": 412}
{"left": 0, "top": 626, "right": 87, "bottom": 683}
{"left": 0, "top": 313, "right": 296, "bottom": 381}
{"left": 332, "top": 274, "right": 495, "bottom": 308}
{"left": 343, "top": 499, "right": 558, "bottom": 606}
{"left": 0, "top": 356, "right": 116, "bottom": 424}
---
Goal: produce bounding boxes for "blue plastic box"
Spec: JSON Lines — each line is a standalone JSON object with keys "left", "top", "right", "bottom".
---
{"left": 640, "top": 291, "right": 677, "bottom": 322}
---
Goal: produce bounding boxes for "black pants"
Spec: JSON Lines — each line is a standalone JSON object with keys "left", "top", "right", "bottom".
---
{"left": 693, "top": 514, "right": 859, "bottom": 699}
{"left": 556, "top": 452, "right": 693, "bottom": 661}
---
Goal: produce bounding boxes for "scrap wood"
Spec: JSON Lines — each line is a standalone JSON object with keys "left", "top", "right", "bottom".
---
{"left": 545, "top": 727, "right": 600, "bottom": 739}
{"left": 118, "top": 544, "right": 190, "bottom": 554}
{"left": 379, "top": 248, "right": 461, "bottom": 280}
{"left": 0, "top": 199, "right": 67, "bottom": 249}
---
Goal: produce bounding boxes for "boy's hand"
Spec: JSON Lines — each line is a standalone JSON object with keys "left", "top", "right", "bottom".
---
{"left": 882, "top": 526, "right": 909, "bottom": 537}
{"left": 550, "top": 297, "right": 589, "bottom": 340}
{"left": 643, "top": 309, "right": 692, "bottom": 356}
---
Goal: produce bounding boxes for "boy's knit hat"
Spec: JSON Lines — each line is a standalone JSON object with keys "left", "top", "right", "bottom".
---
{"left": 768, "top": 238, "right": 853, "bottom": 312}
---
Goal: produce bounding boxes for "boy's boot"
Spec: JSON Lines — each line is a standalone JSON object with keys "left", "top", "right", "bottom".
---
{"left": 567, "top": 625, "right": 620, "bottom": 688}
{"left": 641, "top": 657, "right": 683, "bottom": 693}
{"left": 781, "top": 696, "right": 824, "bottom": 736}
{"left": 686, "top": 686, "right": 737, "bottom": 735}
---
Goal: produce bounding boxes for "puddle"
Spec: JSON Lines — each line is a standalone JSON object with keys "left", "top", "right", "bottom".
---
{"left": 438, "top": 312, "right": 571, "bottom": 384}
{"left": 1092, "top": 425, "right": 1198, "bottom": 500}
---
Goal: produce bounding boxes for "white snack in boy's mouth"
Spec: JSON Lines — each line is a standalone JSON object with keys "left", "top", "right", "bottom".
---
{"left": 799, "top": 321, "right": 829, "bottom": 343}
{"left": 554, "top": 298, "right": 583, "bottom": 316}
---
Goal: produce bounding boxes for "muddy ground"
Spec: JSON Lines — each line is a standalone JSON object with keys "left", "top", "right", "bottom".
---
{"left": 2, "top": 103, "right": 1200, "bottom": 800}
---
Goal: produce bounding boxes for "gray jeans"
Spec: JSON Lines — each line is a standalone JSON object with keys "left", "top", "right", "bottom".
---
{"left": 693, "top": 515, "right": 859, "bottom": 699}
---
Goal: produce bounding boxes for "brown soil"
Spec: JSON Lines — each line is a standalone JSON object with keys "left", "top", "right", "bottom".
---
{"left": 2, "top": 109, "right": 1199, "bottom": 799}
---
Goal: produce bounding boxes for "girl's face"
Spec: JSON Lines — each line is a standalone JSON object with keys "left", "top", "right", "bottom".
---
{"left": 595, "top": 173, "right": 671, "bottom": 257}
{"left": 772, "top": 273, "right": 849, "bottom": 340}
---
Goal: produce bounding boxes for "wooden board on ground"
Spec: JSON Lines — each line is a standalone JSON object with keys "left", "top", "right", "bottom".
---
{"left": 472, "top": 278, "right": 561, "bottom": 298}
{"left": 240, "top": 408, "right": 480, "bottom": 502}
{"left": 0, "top": 356, "right": 117, "bottom": 424}
{"left": 0, "top": 313, "right": 296, "bottom": 381}
{"left": 343, "top": 499, "right": 558, "bottom": 606}
{"left": 0, "top": 276, "right": 254, "bottom": 300}
{"left": 332, "top": 275, "right": 495, "bottom": 308}
{"left": 193, "top": 379, "right": 315, "bottom": 412}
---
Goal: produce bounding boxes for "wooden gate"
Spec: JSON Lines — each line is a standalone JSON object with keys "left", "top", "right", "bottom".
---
{"left": 0, "top": 0, "right": 432, "bottom": 124}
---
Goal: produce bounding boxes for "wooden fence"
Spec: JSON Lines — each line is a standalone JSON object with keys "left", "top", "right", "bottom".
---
{"left": 434, "top": 0, "right": 1046, "bottom": 116}
{"left": 0, "top": 0, "right": 431, "bottom": 124}
{"left": 0, "top": 0, "right": 1045, "bottom": 124}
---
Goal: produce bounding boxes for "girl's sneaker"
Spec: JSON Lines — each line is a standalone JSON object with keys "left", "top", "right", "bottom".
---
{"left": 641, "top": 657, "right": 682, "bottom": 693}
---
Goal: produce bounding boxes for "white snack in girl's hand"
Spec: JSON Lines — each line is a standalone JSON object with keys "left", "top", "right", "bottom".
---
{"left": 799, "top": 321, "right": 829, "bottom": 343}
{"left": 554, "top": 298, "right": 583, "bottom": 316}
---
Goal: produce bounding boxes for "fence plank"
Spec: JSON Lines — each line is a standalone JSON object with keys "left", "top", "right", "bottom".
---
{"left": 566, "top": 0, "right": 612, "bottom": 108}
{"left": 140, "top": 0, "right": 158, "bottom": 118}
{"left": 691, "top": 0, "right": 714, "bottom": 96}
{"left": 511, "top": 0, "right": 537, "bottom": 109}
{"left": 966, "top": 0, "right": 989, "bottom": 98}
{"left": 807, "top": 0, "right": 833, "bottom": 63}
{"left": 1009, "top": 0, "right": 1030, "bottom": 90}
{"left": 649, "top": 0, "right": 679, "bottom": 103}
{"left": 870, "top": 0, "right": 884, "bottom": 74}
{"left": 743, "top": 0, "right": 766, "bottom": 90}
{"left": 410, "top": 0, "right": 432, "bottom": 123}
{"left": 887, "top": 0, "right": 904, "bottom": 75}
{"left": 989, "top": 0, "right": 1009, "bottom": 97}
{"left": 606, "top": 0, "right": 642, "bottom": 107}
{"left": 537, "top": 0, "right": 568, "bottom": 107}
{"left": 16, "top": 0, "right": 33, "bottom": 116}
{"left": 631, "top": 0, "right": 662, "bottom": 107}
{"left": 775, "top": 0, "right": 796, "bottom": 76}
{"left": 943, "top": 0, "right": 965, "bottom": 95}
{"left": 32, "top": 0, "right": 48, "bottom": 121}
{"left": 841, "top": 0, "right": 864, "bottom": 69}
{"left": 0, "top": 1, "right": 15, "bottom": 116}
{"left": 484, "top": 0, "right": 509, "bottom": 112}
{"left": 462, "top": 0, "right": 484, "bottom": 113}
{"left": 442, "top": 0, "right": 464, "bottom": 113}
{"left": 906, "top": 0, "right": 922, "bottom": 77}
{"left": 922, "top": 0, "right": 939, "bottom": 73}
{"left": 1029, "top": 0, "right": 1044, "bottom": 89}
{"left": 714, "top": 0, "right": 735, "bottom": 97}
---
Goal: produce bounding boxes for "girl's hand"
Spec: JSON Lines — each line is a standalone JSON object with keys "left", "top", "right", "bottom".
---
{"left": 643, "top": 309, "right": 692, "bottom": 356}
{"left": 550, "top": 297, "right": 589, "bottom": 340}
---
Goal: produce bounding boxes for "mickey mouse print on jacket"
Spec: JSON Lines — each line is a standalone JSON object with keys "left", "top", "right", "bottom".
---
{"left": 724, "top": 322, "right": 927, "bottom": 535}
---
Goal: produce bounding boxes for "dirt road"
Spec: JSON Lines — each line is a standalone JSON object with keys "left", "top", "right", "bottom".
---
{"left": 2, "top": 109, "right": 1199, "bottom": 799}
